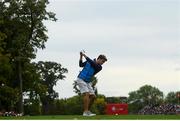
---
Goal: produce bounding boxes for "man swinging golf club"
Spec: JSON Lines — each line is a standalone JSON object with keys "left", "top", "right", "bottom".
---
{"left": 75, "top": 50, "right": 107, "bottom": 116}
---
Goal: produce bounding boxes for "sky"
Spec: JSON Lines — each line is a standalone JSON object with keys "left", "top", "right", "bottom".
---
{"left": 34, "top": 0, "right": 180, "bottom": 98}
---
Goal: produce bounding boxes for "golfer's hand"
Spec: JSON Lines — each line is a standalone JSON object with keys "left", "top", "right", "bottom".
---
{"left": 80, "top": 51, "right": 85, "bottom": 56}
{"left": 80, "top": 52, "right": 83, "bottom": 56}
{"left": 80, "top": 50, "right": 87, "bottom": 58}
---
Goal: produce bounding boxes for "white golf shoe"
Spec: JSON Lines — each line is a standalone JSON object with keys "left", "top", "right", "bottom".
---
{"left": 83, "top": 111, "right": 96, "bottom": 116}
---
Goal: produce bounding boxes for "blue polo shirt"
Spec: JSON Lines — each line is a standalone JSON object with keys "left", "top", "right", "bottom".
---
{"left": 78, "top": 57, "right": 102, "bottom": 82}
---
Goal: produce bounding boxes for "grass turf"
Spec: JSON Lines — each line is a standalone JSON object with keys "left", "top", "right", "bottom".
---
{"left": 0, "top": 115, "right": 180, "bottom": 120}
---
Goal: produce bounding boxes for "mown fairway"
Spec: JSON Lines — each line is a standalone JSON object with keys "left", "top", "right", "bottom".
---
{"left": 0, "top": 115, "right": 180, "bottom": 120}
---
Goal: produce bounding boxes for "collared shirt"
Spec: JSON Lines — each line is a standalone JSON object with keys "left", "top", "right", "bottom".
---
{"left": 78, "top": 57, "right": 102, "bottom": 82}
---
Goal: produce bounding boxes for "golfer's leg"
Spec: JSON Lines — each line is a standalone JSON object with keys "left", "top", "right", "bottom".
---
{"left": 89, "top": 95, "right": 96, "bottom": 110}
{"left": 87, "top": 83, "right": 96, "bottom": 110}
{"left": 83, "top": 92, "right": 90, "bottom": 112}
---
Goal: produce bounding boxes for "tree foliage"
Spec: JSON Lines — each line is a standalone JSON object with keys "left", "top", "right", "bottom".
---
{"left": 92, "top": 95, "right": 106, "bottom": 115}
{"left": 128, "top": 85, "right": 164, "bottom": 114}
{"left": 0, "top": 0, "right": 70, "bottom": 114}
{"left": 34, "top": 61, "right": 68, "bottom": 114}
{"left": 165, "top": 91, "right": 180, "bottom": 104}
{"left": 1, "top": 0, "right": 56, "bottom": 59}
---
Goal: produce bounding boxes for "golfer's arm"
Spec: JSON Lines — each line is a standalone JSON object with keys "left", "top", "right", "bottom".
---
{"left": 79, "top": 60, "right": 85, "bottom": 67}
{"left": 79, "top": 56, "right": 86, "bottom": 67}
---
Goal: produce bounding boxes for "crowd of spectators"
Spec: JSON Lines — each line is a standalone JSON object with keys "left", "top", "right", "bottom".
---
{"left": 0, "top": 111, "right": 23, "bottom": 117}
{"left": 138, "top": 104, "right": 180, "bottom": 115}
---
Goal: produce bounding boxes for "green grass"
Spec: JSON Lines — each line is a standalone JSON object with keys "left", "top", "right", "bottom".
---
{"left": 0, "top": 115, "right": 180, "bottom": 120}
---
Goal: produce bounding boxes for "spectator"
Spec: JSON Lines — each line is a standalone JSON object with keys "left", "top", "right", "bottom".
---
{"left": 138, "top": 104, "right": 179, "bottom": 115}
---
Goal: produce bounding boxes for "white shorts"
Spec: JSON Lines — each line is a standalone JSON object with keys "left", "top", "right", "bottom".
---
{"left": 75, "top": 78, "right": 95, "bottom": 95}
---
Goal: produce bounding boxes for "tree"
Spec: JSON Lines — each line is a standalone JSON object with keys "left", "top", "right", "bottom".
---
{"left": 128, "top": 85, "right": 164, "bottom": 114}
{"left": 0, "top": 29, "right": 20, "bottom": 111}
{"left": 65, "top": 96, "right": 83, "bottom": 115}
{"left": 35, "top": 61, "right": 68, "bottom": 114}
{"left": 165, "top": 91, "right": 180, "bottom": 104}
{"left": 54, "top": 99, "right": 67, "bottom": 115}
{"left": 106, "top": 97, "right": 121, "bottom": 103}
{"left": 0, "top": 0, "right": 57, "bottom": 114}
{"left": 22, "top": 62, "right": 46, "bottom": 115}
{"left": 92, "top": 94, "right": 106, "bottom": 115}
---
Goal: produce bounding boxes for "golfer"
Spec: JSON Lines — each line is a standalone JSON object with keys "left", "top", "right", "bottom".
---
{"left": 75, "top": 51, "right": 107, "bottom": 116}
